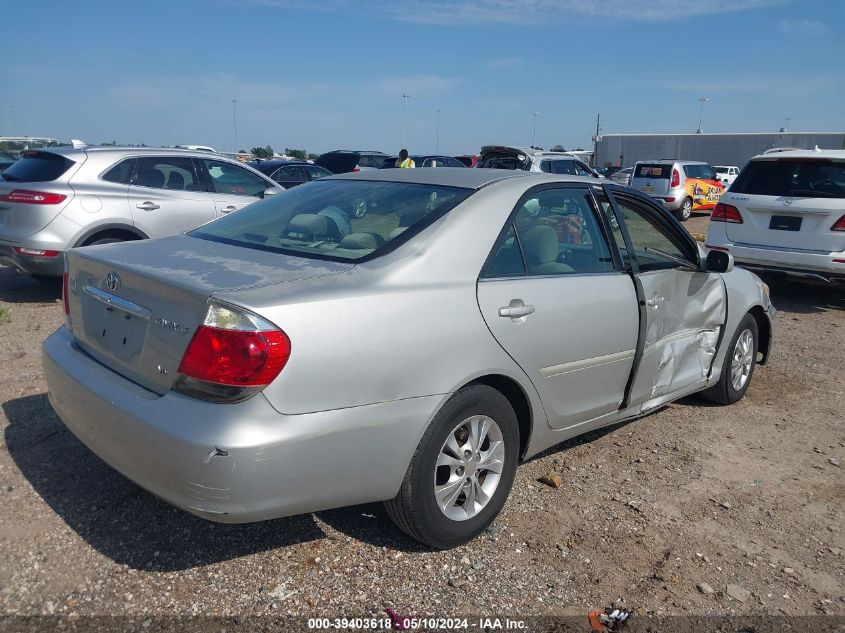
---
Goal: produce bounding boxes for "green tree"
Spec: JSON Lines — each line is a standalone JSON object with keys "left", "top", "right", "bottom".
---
{"left": 285, "top": 148, "right": 307, "bottom": 160}
{"left": 550, "top": 144, "right": 566, "bottom": 152}
{"left": 250, "top": 145, "right": 274, "bottom": 158}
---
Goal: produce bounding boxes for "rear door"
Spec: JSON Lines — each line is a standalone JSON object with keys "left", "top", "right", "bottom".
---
{"left": 631, "top": 163, "right": 672, "bottom": 197}
{"left": 606, "top": 190, "right": 726, "bottom": 408}
{"left": 126, "top": 156, "right": 215, "bottom": 237}
{"left": 198, "top": 157, "right": 272, "bottom": 215}
{"left": 724, "top": 158, "right": 845, "bottom": 251}
{"left": 477, "top": 185, "right": 639, "bottom": 430}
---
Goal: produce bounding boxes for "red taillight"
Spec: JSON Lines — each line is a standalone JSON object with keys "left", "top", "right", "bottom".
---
{"left": 178, "top": 325, "right": 290, "bottom": 387}
{"left": 831, "top": 215, "right": 845, "bottom": 231}
{"left": 352, "top": 167, "right": 361, "bottom": 172}
{"left": 62, "top": 272, "right": 70, "bottom": 315}
{"left": 712, "top": 203, "right": 743, "bottom": 223}
{"left": 0, "top": 190, "right": 67, "bottom": 205}
{"left": 670, "top": 168, "right": 680, "bottom": 188}
{"left": 13, "top": 247, "right": 60, "bottom": 257}
{"left": 662, "top": 197, "right": 676, "bottom": 202}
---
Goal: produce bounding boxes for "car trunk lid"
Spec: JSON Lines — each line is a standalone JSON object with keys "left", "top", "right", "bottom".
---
{"left": 724, "top": 194, "right": 845, "bottom": 251}
{"left": 0, "top": 150, "right": 81, "bottom": 242}
{"left": 630, "top": 163, "right": 672, "bottom": 197}
{"left": 315, "top": 151, "right": 362, "bottom": 174}
{"left": 65, "top": 234, "right": 353, "bottom": 395}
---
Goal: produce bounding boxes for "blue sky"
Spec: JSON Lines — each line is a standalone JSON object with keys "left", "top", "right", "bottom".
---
{"left": 4, "top": 0, "right": 843, "bottom": 155}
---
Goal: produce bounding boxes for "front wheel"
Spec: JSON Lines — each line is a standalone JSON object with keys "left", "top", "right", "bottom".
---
{"left": 702, "top": 314, "right": 758, "bottom": 404}
{"left": 675, "top": 197, "right": 693, "bottom": 221}
{"left": 384, "top": 385, "right": 519, "bottom": 549}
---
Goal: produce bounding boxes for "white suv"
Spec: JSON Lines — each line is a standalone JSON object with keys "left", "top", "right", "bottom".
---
{"left": 705, "top": 149, "right": 845, "bottom": 283}
{"left": 714, "top": 165, "right": 740, "bottom": 186}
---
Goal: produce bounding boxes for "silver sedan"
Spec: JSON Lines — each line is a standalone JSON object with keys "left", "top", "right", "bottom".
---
{"left": 44, "top": 168, "right": 775, "bottom": 548}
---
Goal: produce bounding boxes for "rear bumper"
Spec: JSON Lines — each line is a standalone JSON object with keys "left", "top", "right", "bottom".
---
{"left": 707, "top": 240, "right": 845, "bottom": 283}
{"left": 0, "top": 242, "right": 65, "bottom": 276}
{"left": 43, "top": 326, "right": 440, "bottom": 523}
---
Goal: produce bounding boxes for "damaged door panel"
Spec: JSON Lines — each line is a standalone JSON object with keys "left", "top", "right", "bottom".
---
{"left": 628, "top": 269, "right": 725, "bottom": 408}
{"left": 605, "top": 191, "right": 727, "bottom": 411}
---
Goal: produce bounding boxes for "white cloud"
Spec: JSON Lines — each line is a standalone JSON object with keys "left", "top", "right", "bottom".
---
{"left": 778, "top": 19, "right": 828, "bottom": 34}
{"left": 251, "top": 0, "right": 789, "bottom": 23}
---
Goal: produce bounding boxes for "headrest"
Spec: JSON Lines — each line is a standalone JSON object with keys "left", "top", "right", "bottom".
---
{"left": 339, "top": 233, "right": 378, "bottom": 249}
{"left": 521, "top": 225, "right": 559, "bottom": 264}
{"left": 288, "top": 214, "right": 328, "bottom": 237}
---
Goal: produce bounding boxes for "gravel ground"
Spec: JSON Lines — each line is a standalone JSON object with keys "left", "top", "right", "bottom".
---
{"left": 0, "top": 214, "right": 843, "bottom": 624}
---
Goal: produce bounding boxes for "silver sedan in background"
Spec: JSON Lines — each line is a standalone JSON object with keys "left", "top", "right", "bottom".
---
{"left": 44, "top": 169, "right": 774, "bottom": 548}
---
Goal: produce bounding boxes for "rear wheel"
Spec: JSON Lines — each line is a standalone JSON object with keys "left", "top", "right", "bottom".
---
{"left": 384, "top": 385, "right": 519, "bottom": 549}
{"left": 702, "top": 314, "right": 758, "bottom": 404}
{"left": 675, "top": 197, "right": 693, "bottom": 221}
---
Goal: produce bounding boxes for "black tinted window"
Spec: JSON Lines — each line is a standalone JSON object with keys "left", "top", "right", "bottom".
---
{"left": 102, "top": 158, "right": 137, "bottom": 184}
{"left": 357, "top": 154, "right": 375, "bottom": 168}
{"left": 547, "top": 160, "right": 577, "bottom": 175}
{"left": 730, "top": 159, "right": 845, "bottom": 199}
{"left": 134, "top": 157, "right": 202, "bottom": 191}
{"left": 634, "top": 164, "right": 671, "bottom": 179}
{"left": 683, "top": 164, "right": 717, "bottom": 180}
{"left": 1, "top": 151, "right": 74, "bottom": 182}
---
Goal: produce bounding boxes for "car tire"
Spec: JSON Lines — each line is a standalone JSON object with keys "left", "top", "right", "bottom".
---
{"left": 701, "top": 314, "right": 758, "bottom": 404}
{"left": 384, "top": 384, "right": 519, "bottom": 549}
{"left": 675, "top": 197, "right": 693, "bottom": 221}
{"left": 84, "top": 237, "right": 123, "bottom": 246}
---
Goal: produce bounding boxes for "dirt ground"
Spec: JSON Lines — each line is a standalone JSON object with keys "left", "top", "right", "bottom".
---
{"left": 0, "top": 212, "right": 843, "bottom": 625}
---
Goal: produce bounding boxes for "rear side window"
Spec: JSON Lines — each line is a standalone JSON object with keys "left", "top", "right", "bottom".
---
{"left": 683, "top": 164, "right": 717, "bottom": 180}
{"left": 102, "top": 158, "right": 137, "bottom": 184}
{"left": 634, "top": 164, "right": 671, "bottom": 179}
{"left": 730, "top": 159, "right": 845, "bottom": 199}
{"left": 1, "top": 151, "right": 74, "bottom": 183}
{"left": 133, "top": 157, "right": 203, "bottom": 191}
{"left": 189, "top": 179, "right": 472, "bottom": 262}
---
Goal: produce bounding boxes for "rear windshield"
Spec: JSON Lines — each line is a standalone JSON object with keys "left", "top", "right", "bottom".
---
{"left": 634, "top": 164, "right": 671, "bottom": 179}
{"left": 2, "top": 151, "right": 74, "bottom": 182}
{"left": 730, "top": 159, "right": 845, "bottom": 198}
{"left": 189, "top": 179, "right": 473, "bottom": 261}
{"left": 683, "top": 164, "right": 717, "bottom": 180}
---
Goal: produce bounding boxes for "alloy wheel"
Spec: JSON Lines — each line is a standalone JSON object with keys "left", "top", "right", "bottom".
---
{"left": 730, "top": 329, "right": 754, "bottom": 391}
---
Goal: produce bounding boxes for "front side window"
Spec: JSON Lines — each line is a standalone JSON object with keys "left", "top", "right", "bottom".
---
{"left": 683, "top": 163, "right": 717, "bottom": 180}
{"left": 189, "top": 179, "right": 472, "bottom": 262}
{"left": 305, "top": 165, "right": 331, "bottom": 179}
{"left": 484, "top": 187, "right": 615, "bottom": 277}
{"left": 272, "top": 166, "right": 307, "bottom": 182}
{"left": 201, "top": 159, "right": 269, "bottom": 197}
{"left": 612, "top": 196, "right": 697, "bottom": 271}
{"left": 133, "top": 157, "right": 202, "bottom": 191}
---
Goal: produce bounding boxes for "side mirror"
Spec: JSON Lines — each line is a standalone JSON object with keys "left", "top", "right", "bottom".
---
{"left": 262, "top": 186, "right": 283, "bottom": 198}
{"left": 705, "top": 249, "right": 734, "bottom": 273}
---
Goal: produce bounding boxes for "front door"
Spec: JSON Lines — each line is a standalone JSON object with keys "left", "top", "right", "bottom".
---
{"left": 607, "top": 191, "right": 727, "bottom": 409}
{"left": 477, "top": 186, "right": 640, "bottom": 430}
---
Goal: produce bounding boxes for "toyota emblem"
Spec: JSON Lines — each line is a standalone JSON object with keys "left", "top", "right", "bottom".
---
{"left": 105, "top": 272, "right": 120, "bottom": 292}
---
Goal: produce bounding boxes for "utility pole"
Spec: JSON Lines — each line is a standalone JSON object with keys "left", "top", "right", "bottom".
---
{"left": 232, "top": 99, "right": 238, "bottom": 153}
{"left": 402, "top": 92, "right": 410, "bottom": 148}
{"left": 435, "top": 109, "right": 440, "bottom": 153}
{"left": 697, "top": 96, "right": 709, "bottom": 134}
{"left": 531, "top": 112, "right": 540, "bottom": 148}
{"left": 593, "top": 113, "right": 601, "bottom": 167}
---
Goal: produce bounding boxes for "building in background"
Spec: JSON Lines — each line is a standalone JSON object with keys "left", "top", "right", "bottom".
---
{"left": 595, "top": 132, "right": 845, "bottom": 169}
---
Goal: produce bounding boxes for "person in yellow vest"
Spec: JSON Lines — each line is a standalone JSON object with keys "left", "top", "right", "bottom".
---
{"left": 397, "top": 149, "right": 415, "bottom": 168}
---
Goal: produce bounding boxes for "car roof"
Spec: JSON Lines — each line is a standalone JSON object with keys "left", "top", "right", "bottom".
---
{"left": 634, "top": 159, "right": 708, "bottom": 165}
{"left": 332, "top": 167, "right": 601, "bottom": 189}
{"left": 751, "top": 149, "right": 845, "bottom": 161}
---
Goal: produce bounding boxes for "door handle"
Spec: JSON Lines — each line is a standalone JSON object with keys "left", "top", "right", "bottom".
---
{"left": 221, "top": 205, "right": 238, "bottom": 213}
{"left": 498, "top": 299, "right": 535, "bottom": 320}
{"left": 136, "top": 201, "right": 160, "bottom": 211}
